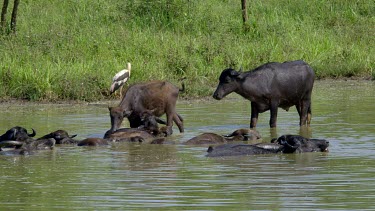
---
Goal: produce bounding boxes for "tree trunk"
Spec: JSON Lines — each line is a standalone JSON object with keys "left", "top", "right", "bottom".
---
{"left": 241, "top": 0, "right": 248, "bottom": 24}
{"left": 1, "top": 0, "right": 9, "bottom": 32}
{"left": 10, "top": 0, "right": 19, "bottom": 33}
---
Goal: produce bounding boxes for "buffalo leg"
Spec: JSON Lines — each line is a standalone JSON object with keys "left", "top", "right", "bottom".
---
{"left": 173, "top": 113, "right": 184, "bottom": 133}
{"left": 165, "top": 113, "right": 174, "bottom": 136}
{"left": 307, "top": 103, "right": 312, "bottom": 126}
{"left": 295, "top": 103, "right": 301, "bottom": 117}
{"left": 299, "top": 99, "right": 310, "bottom": 126}
{"left": 250, "top": 102, "right": 258, "bottom": 128}
{"left": 269, "top": 101, "right": 278, "bottom": 128}
{"left": 177, "top": 113, "right": 184, "bottom": 122}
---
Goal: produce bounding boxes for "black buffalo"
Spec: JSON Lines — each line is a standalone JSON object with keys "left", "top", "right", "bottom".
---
{"left": 272, "top": 135, "right": 329, "bottom": 153}
{"left": 206, "top": 135, "right": 329, "bottom": 157}
{"left": 0, "top": 126, "right": 36, "bottom": 142}
{"left": 213, "top": 60, "right": 315, "bottom": 128}
{"left": 37, "top": 130, "right": 78, "bottom": 144}
{"left": 0, "top": 138, "right": 55, "bottom": 155}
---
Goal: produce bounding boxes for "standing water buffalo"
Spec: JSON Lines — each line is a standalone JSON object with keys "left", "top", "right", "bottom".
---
{"left": 108, "top": 80, "right": 184, "bottom": 135}
{"left": 213, "top": 60, "right": 315, "bottom": 128}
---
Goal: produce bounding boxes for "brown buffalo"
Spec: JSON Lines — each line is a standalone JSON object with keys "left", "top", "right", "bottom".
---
{"left": 108, "top": 80, "right": 184, "bottom": 135}
{"left": 104, "top": 128, "right": 154, "bottom": 142}
{"left": 223, "top": 128, "right": 261, "bottom": 141}
{"left": 77, "top": 138, "right": 109, "bottom": 146}
{"left": 184, "top": 129, "right": 261, "bottom": 145}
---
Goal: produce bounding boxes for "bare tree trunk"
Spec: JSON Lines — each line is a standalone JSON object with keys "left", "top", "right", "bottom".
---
{"left": 241, "top": 0, "right": 250, "bottom": 32}
{"left": 241, "top": 0, "right": 248, "bottom": 24}
{"left": 1, "top": 0, "right": 9, "bottom": 32}
{"left": 10, "top": 0, "right": 19, "bottom": 33}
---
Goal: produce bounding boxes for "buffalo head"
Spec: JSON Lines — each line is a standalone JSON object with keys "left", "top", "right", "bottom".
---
{"left": 213, "top": 68, "right": 241, "bottom": 100}
{"left": 108, "top": 106, "right": 130, "bottom": 132}
{"left": 0, "top": 126, "right": 36, "bottom": 142}
{"left": 38, "top": 130, "right": 77, "bottom": 144}
{"left": 276, "top": 135, "right": 329, "bottom": 153}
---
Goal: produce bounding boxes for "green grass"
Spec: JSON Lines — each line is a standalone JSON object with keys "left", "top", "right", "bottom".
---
{"left": 0, "top": 0, "right": 374, "bottom": 101}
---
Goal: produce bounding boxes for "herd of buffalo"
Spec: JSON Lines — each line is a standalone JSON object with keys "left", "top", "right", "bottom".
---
{"left": 0, "top": 60, "right": 330, "bottom": 157}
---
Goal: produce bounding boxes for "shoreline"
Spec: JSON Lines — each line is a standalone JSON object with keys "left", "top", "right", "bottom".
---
{"left": 0, "top": 78, "right": 373, "bottom": 106}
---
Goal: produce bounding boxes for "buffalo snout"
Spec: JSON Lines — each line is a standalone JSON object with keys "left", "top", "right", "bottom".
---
{"left": 213, "top": 89, "right": 224, "bottom": 100}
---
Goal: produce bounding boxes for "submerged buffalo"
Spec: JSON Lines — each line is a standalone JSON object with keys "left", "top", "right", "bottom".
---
{"left": 0, "top": 138, "right": 55, "bottom": 155}
{"left": 206, "top": 135, "right": 329, "bottom": 157}
{"left": 78, "top": 112, "right": 164, "bottom": 146}
{"left": 37, "top": 130, "right": 78, "bottom": 144}
{"left": 104, "top": 128, "right": 154, "bottom": 142}
{"left": 272, "top": 135, "right": 329, "bottom": 153}
{"left": 109, "top": 80, "right": 184, "bottom": 135}
{"left": 213, "top": 60, "right": 315, "bottom": 128}
{"left": 184, "top": 129, "right": 261, "bottom": 145}
{"left": 77, "top": 138, "right": 109, "bottom": 146}
{"left": 0, "top": 126, "right": 36, "bottom": 142}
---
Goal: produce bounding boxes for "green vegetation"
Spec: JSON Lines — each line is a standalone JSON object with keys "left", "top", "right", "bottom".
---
{"left": 0, "top": 0, "right": 374, "bottom": 101}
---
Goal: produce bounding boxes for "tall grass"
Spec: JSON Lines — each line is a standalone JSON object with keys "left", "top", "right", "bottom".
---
{"left": 0, "top": 0, "right": 374, "bottom": 101}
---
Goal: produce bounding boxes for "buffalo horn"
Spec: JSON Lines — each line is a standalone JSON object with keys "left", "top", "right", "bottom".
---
{"left": 28, "top": 129, "right": 36, "bottom": 137}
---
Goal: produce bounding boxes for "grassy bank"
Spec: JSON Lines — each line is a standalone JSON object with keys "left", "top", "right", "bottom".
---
{"left": 0, "top": 0, "right": 374, "bottom": 101}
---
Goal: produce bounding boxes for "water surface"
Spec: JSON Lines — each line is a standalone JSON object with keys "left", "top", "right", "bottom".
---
{"left": 0, "top": 80, "right": 374, "bottom": 210}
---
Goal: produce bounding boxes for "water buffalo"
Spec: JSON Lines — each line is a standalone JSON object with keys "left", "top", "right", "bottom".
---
{"left": 184, "top": 129, "right": 261, "bottom": 145}
{"left": 104, "top": 110, "right": 169, "bottom": 142}
{"left": 0, "top": 126, "right": 36, "bottom": 142}
{"left": 0, "top": 138, "right": 55, "bottom": 155}
{"left": 206, "top": 135, "right": 329, "bottom": 157}
{"left": 79, "top": 112, "right": 164, "bottom": 146}
{"left": 104, "top": 128, "right": 154, "bottom": 142}
{"left": 213, "top": 60, "right": 315, "bottom": 128}
{"left": 77, "top": 138, "right": 109, "bottom": 146}
{"left": 108, "top": 80, "right": 184, "bottom": 135}
{"left": 223, "top": 128, "right": 261, "bottom": 140}
{"left": 37, "top": 130, "right": 78, "bottom": 144}
{"left": 273, "top": 135, "right": 329, "bottom": 153}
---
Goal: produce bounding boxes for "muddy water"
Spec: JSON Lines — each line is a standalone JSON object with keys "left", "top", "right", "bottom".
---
{"left": 0, "top": 80, "right": 374, "bottom": 210}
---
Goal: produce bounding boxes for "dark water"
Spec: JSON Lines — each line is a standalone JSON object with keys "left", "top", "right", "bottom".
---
{"left": 0, "top": 80, "right": 374, "bottom": 210}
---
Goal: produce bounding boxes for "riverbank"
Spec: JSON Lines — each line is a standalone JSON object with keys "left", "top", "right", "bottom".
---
{"left": 0, "top": 79, "right": 373, "bottom": 106}
{"left": 1, "top": 1, "right": 373, "bottom": 101}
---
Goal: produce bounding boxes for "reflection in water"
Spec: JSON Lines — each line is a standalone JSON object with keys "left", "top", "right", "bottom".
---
{"left": 0, "top": 80, "right": 374, "bottom": 210}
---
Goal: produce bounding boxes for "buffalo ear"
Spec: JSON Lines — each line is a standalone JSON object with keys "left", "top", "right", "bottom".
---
{"left": 230, "top": 69, "right": 240, "bottom": 77}
{"left": 230, "top": 69, "right": 244, "bottom": 80}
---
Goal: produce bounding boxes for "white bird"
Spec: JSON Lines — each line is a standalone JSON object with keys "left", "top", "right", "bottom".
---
{"left": 110, "top": 62, "right": 131, "bottom": 95}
